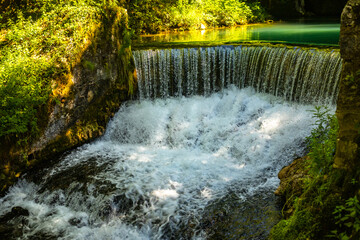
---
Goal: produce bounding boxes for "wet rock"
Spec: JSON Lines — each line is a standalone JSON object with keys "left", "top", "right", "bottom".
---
{"left": 0, "top": 207, "right": 29, "bottom": 239}
{"left": 274, "top": 156, "right": 308, "bottom": 217}
{"left": 68, "top": 217, "right": 87, "bottom": 228}
{"left": 38, "top": 157, "right": 117, "bottom": 194}
{"left": 200, "top": 191, "right": 282, "bottom": 240}
{"left": 275, "top": 156, "right": 308, "bottom": 196}
{"left": 0, "top": 207, "right": 29, "bottom": 222}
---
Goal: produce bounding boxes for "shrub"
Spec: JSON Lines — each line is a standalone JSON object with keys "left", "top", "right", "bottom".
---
{"left": 128, "top": 0, "right": 269, "bottom": 33}
{"left": 0, "top": 0, "right": 120, "bottom": 142}
{"left": 306, "top": 106, "right": 338, "bottom": 175}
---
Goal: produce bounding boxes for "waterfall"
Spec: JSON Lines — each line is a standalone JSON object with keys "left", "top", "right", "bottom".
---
{"left": 0, "top": 45, "right": 341, "bottom": 239}
{"left": 133, "top": 46, "right": 342, "bottom": 104}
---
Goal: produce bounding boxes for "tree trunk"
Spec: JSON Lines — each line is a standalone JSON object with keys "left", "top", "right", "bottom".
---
{"left": 334, "top": 0, "right": 360, "bottom": 170}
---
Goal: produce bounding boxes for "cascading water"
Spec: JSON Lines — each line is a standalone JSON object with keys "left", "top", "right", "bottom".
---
{"left": 0, "top": 46, "right": 338, "bottom": 239}
{"left": 133, "top": 46, "right": 342, "bottom": 104}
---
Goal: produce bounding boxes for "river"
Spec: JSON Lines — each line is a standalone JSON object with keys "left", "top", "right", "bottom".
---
{"left": 0, "top": 21, "right": 340, "bottom": 239}
{"left": 135, "top": 19, "right": 340, "bottom": 47}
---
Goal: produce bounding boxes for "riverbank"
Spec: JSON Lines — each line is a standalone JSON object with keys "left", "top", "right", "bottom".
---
{"left": 0, "top": 0, "right": 135, "bottom": 194}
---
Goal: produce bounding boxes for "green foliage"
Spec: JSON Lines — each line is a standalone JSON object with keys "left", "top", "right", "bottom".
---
{"left": 0, "top": 54, "right": 53, "bottom": 137}
{"left": 128, "top": 0, "right": 172, "bottom": 34}
{"left": 330, "top": 196, "right": 360, "bottom": 240}
{"left": 0, "top": 0, "right": 128, "bottom": 142}
{"left": 244, "top": 0, "right": 269, "bottom": 22}
{"left": 271, "top": 207, "right": 316, "bottom": 240}
{"left": 128, "top": 0, "right": 269, "bottom": 34}
{"left": 306, "top": 106, "right": 339, "bottom": 175}
{"left": 201, "top": 0, "right": 252, "bottom": 26}
{"left": 82, "top": 60, "right": 96, "bottom": 71}
{"left": 270, "top": 107, "right": 341, "bottom": 240}
{"left": 169, "top": 3, "right": 203, "bottom": 30}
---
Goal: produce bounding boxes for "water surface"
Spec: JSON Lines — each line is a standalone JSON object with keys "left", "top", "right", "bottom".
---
{"left": 135, "top": 20, "right": 340, "bottom": 47}
{"left": 0, "top": 88, "right": 320, "bottom": 239}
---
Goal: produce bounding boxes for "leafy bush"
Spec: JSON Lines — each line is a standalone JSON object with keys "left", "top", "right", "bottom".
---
{"left": 331, "top": 196, "right": 360, "bottom": 240}
{"left": 128, "top": 0, "right": 172, "bottom": 34}
{"left": 270, "top": 107, "right": 340, "bottom": 240}
{"left": 244, "top": 0, "right": 269, "bottom": 22}
{"left": 306, "top": 106, "right": 338, "bottom": 175}
{"left": 0, "top": 0, "right": 120, "bottom": 141}
{"left": 128, "top": 0, "right": 269, "bottom": 34}
{"left": 201, "top": 0, "right": 252, "bottom": 26}
{"left": 169, "top": 3, "right": 203, "bottom": 30}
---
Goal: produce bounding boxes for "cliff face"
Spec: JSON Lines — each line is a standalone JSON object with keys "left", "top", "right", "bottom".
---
{"left": 334, "top": 0, "right": 360, "bottom": 170}
{"left": 0, "top": 6, "right": 136, "bottom": 194}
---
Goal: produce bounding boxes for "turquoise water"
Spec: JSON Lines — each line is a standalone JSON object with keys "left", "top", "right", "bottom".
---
{"left": 135, "top": 20, "right": 340, "bottom": 47}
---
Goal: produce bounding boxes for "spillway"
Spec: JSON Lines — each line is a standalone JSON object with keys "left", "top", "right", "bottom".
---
{"left": 0, "top": 45, "right": 339, "bottom": 239}
{"left": 133, "top": 46, "right": 342, "bottom": 104}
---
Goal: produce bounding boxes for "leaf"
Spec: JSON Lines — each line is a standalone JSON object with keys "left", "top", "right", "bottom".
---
{"left": 344, "top": 222, "right": 353, "bottom": 228}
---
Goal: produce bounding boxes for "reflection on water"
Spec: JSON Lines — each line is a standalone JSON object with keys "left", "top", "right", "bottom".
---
{"left": 135, "top": 20, "right": 340, "bottom": 46}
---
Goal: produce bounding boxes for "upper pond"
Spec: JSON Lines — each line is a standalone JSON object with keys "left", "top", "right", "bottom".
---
{"left": 134, "top": 19, "right": 340, "bottom": 47}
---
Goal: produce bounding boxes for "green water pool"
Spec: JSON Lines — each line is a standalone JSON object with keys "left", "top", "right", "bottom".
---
{"left": 134, "top": 19, "right": 340, "bottom": 48}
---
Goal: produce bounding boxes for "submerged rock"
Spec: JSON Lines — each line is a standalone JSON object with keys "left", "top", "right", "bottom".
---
{"left": 202, "top": 191, "right": 282, "bottom": 240}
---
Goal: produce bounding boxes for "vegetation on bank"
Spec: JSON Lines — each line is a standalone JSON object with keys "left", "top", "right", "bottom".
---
{"left": 270, "top": 107, "right": 360, "bottom": 240}
{"left": 128, "top": 0, "right": 269, "bottom": 34}
{"left": 0, "top": 0, "right": 126, "bottom": 144}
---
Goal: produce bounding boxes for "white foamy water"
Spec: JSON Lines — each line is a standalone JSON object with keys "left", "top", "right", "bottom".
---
{"left": 0, "top": 87, "right": 329, "bottom": 239}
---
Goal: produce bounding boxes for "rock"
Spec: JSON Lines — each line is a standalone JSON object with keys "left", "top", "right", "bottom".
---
{"left": 0, "top": 207, "right": 29, "bottom": 223}
{"left": 275, "top": 156, "right": 308, "bottom": 196}
{"left": 0, "top": 207, "right": 29, "bottom": 239}
{"left": 274, "top": 156, "right": 308, "bottom": 217}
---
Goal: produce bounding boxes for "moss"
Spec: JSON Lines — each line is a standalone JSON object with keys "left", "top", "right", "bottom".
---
{"left": 82, "top": 60, "right": 96, "bottom": 71}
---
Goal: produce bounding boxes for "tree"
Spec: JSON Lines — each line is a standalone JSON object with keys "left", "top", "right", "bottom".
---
{"left": 334, "top": 0, "right": 360, "bottom": 170}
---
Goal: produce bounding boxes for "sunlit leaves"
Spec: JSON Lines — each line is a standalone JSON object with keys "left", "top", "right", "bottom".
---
{"left": 129, "top": 0, "right": 268, "bottom": 34}
{"left": 0, "top": 0, "right": 105, "bottom": 139}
